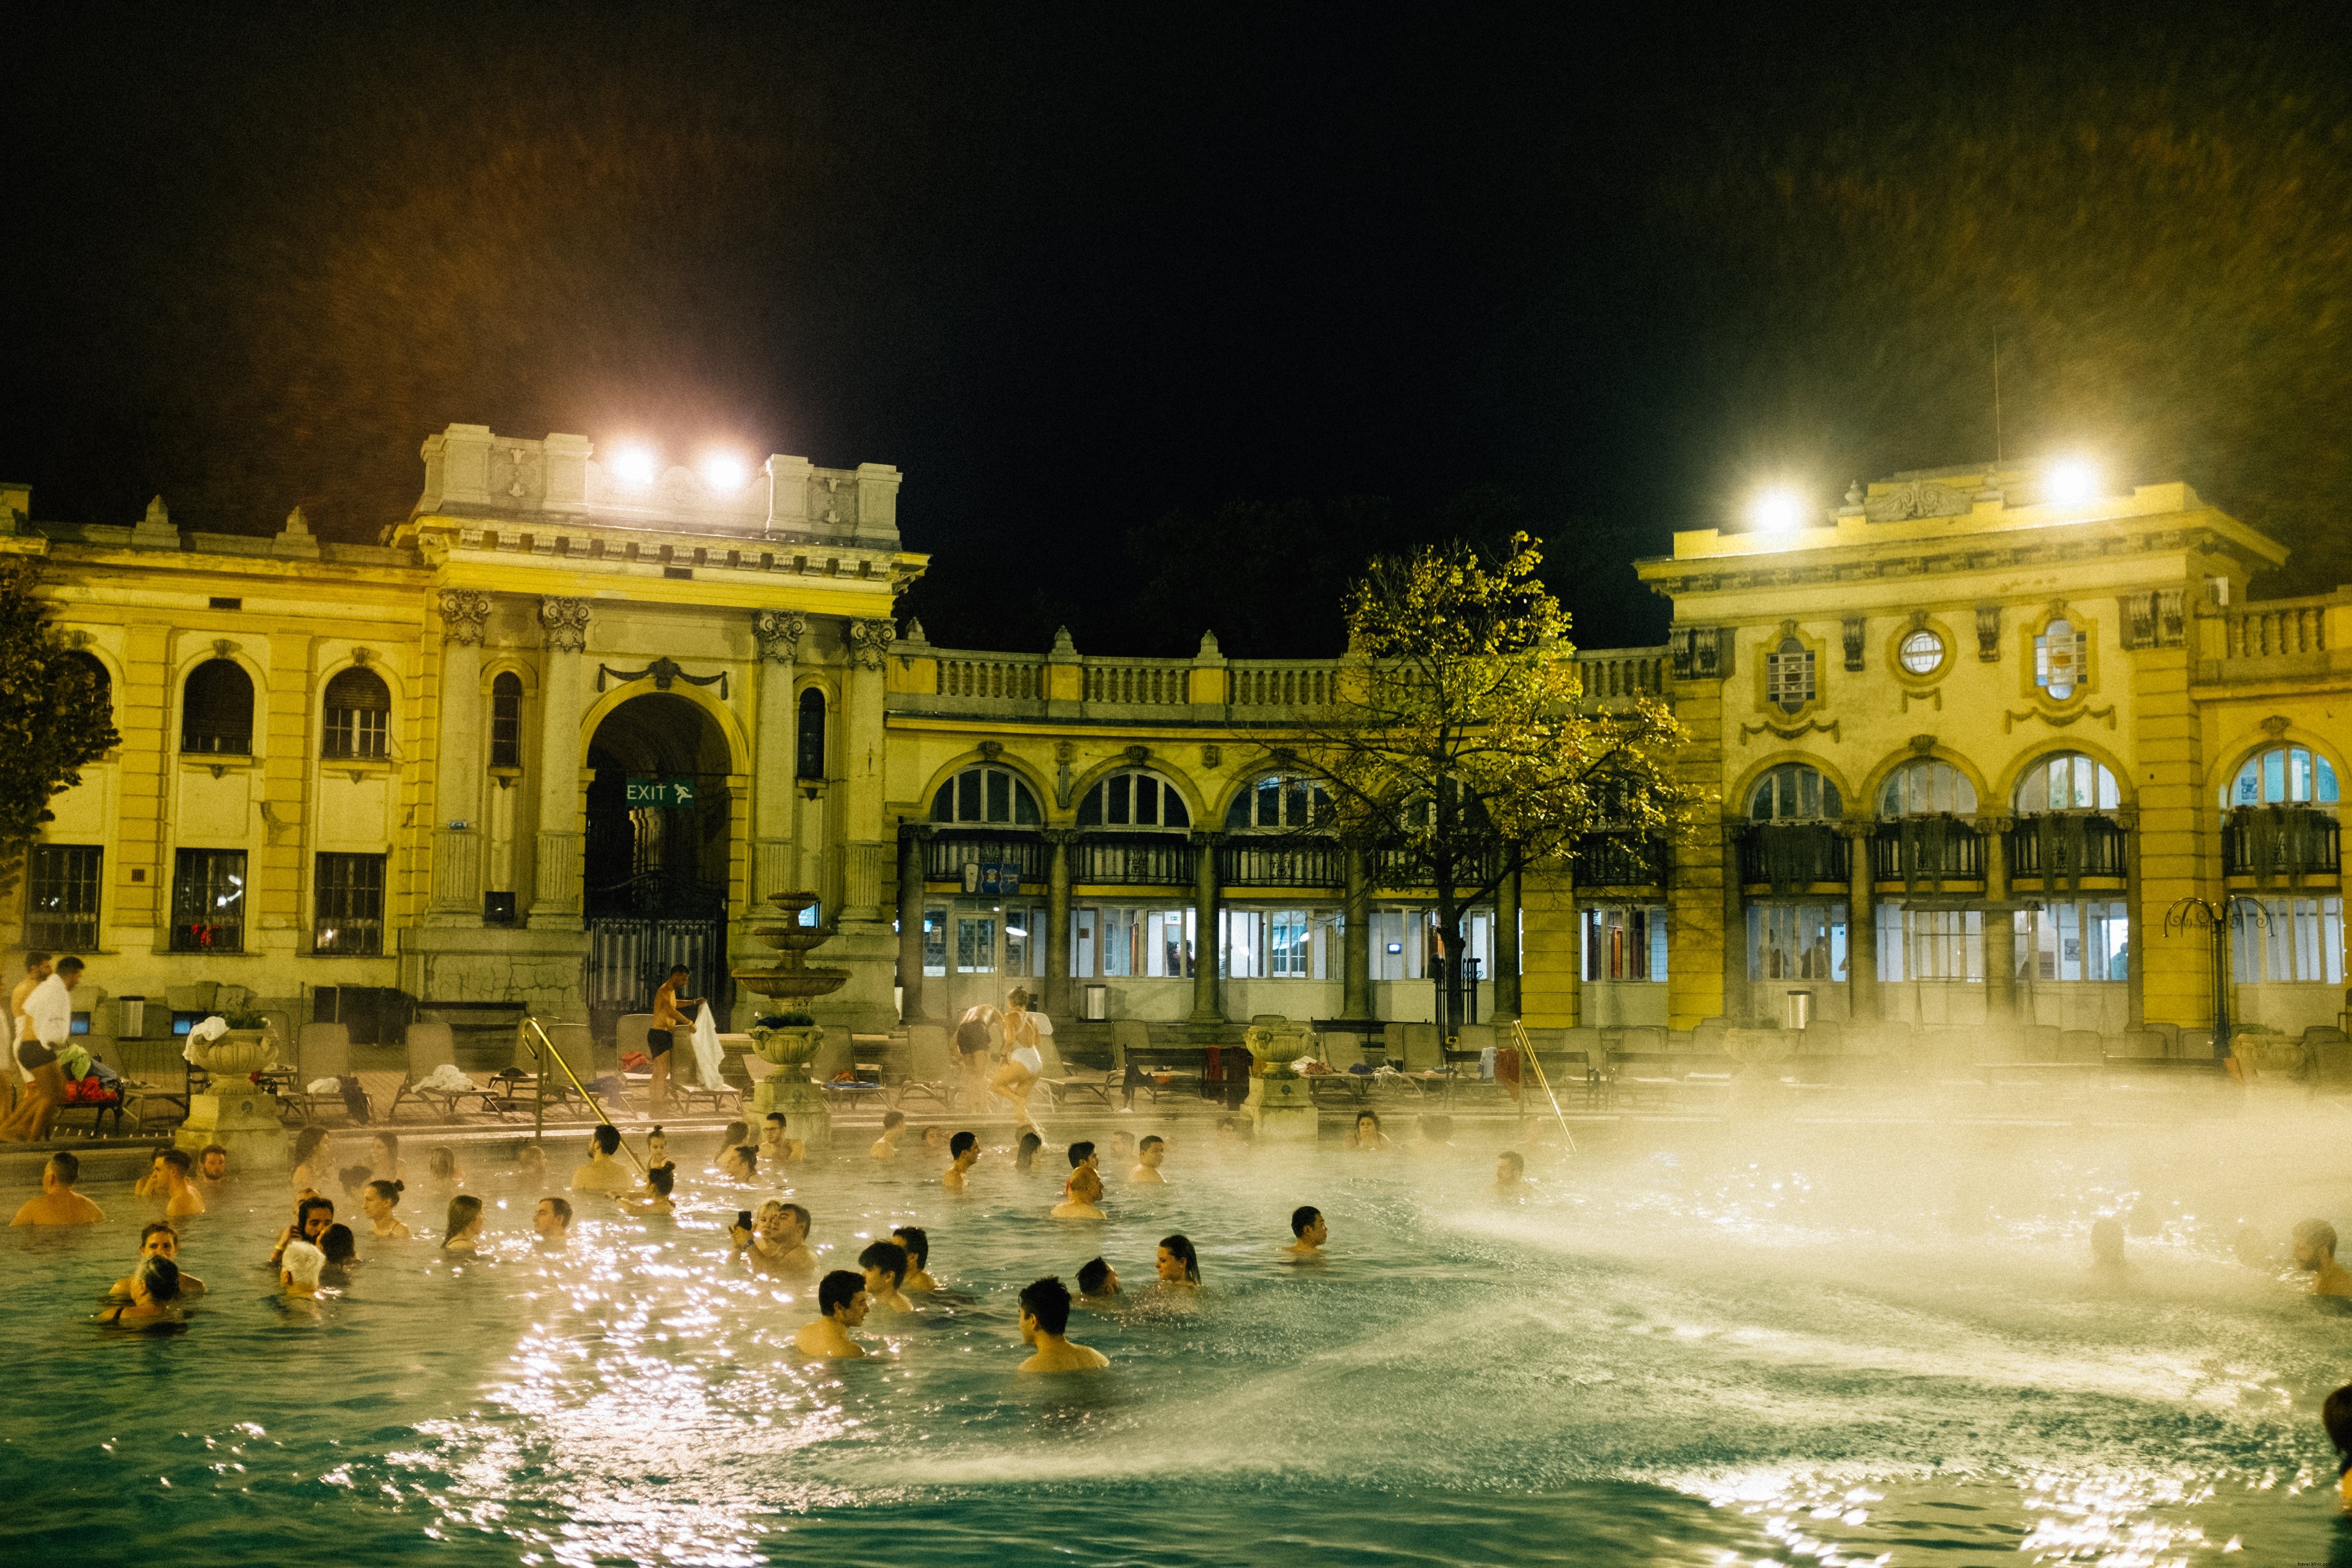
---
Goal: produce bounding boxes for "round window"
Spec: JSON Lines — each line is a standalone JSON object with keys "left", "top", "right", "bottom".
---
{"left": 1897, "top": 628, "right": 1945, "bottom": 675}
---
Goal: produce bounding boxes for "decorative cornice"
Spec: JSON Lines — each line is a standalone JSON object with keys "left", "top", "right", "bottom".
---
{"left": 595, "top": 657, "right": 729, "bottom": 700}
{"left": 1738, "top": 716, "right": 1840, "bottom": 745}
{"left": 2002, "top": 704, "right": 2117, "bottom": 733}
{"left": 438, "top": 589, "right": 493, "bottom": 646}
{"left": 753, "top": 609, "right": 807, "bottom": 663}
{"left": 539, "top": 595, "right": 591, "bottom": 652}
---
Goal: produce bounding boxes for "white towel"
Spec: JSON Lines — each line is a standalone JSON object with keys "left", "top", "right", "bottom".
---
{"left": 415, "top": 1063, "right": 476, "bottom": 1094}
{"left": 689, "top": 1007, "right": 724, "bottom": 1088}
{"left": 182, "top": 1015, "right": 228, "bottom": 1064}
{"left": 307, "top": 1077, "right": 342, "bottom": 1095}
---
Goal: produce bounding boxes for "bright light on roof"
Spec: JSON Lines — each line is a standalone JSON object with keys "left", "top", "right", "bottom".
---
{"left": 1748, "top": 487, "right": 1807, "bottom": 533}
{"left": 2044, "top": 458, "right": 2100, "bottom": 505}
{"left": 608, "top": 445, "right": 659, "bottom": 487}
{"left": 699, "top": 451, "right": 750, "bottom": 494}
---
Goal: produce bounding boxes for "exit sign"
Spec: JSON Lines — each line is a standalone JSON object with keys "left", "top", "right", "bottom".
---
{"left": 626, "top": 777, "right": 699, "bottom": 808}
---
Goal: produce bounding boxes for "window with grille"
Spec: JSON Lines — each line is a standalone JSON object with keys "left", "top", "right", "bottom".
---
{"left": 796, "top": 688, "right": 826, "bottom": 780}
{"left": 322, "top": 667, "right": 390, "bottom": 759}
{"left": 489, "top": 672, "right": 522, "bottom": 767}
{"left": 929, "top": 766, "right": 1042, "bottom": 825}
{"left": 2230, "top": 897, "right": 2345, "bottom": 984}
{"left": 181, "top": 660, "right": 253, "bottom": 754}
{"left": 1764, "top": 638, "right": 1815, "bottom": 713}
{"left": 314, "top": 853, "right": 386, "bottom": 954}
{"left": 1746, "top": 903, "right": 1846, "bottom": 980}
{"left": 26, "top": 845, "right": 101, "bottom": 951}
{"left": 2033, "top": 620, "right": 2089, "bottom": 700}
{"left": 170, "top": 849, "right": 246, "bottom": 951}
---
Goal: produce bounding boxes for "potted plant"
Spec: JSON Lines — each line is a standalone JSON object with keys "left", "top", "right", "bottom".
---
{"left": 748, "top": 1011, "right": 825, "bottom": 1077}
{"left": 191, "top": 1008, "right": 278, "bottom": 1079}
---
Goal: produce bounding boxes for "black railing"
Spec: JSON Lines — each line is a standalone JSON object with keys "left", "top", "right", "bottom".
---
{"left": 2005, "top": 813, "right": 2129, "bottom": 882}
{"left": 1738, "top": 824, "right": 1849, "bottom": 890}
{"left": 924, "top": 831, "right": 1049, "bottom": 886}
{"left": 584, "top": 871, "right": 727, "bottom": 920}
{"left": 1571, "top": 832, "right": 1667, "bottom": 888}
{"left": 1369, "top": 846, "right": 1501, "bottom": 891}
{"left": 2221, "top": 805, "right": 2341, "bottom": 880}
{"left": 1869, "top": 817, "right": 1985, "bottom": 884}
{"left": 1219, "top": 837, "right": 1345, "bottom": 887}
{"left": 1070, "top": 833, "right": 1194, "bottom": 885}
{"left": 180, "top": 726, "right": 250, "bottom": 755}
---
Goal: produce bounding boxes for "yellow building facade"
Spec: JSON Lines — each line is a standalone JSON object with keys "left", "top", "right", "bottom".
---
{"left": 7, "top": 435, "right": 2346, "bottom": 1069}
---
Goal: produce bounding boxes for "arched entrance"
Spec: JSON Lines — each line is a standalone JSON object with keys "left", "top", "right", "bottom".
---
{"left": 582, "top": 693, "right": 736, "bottom": 1040}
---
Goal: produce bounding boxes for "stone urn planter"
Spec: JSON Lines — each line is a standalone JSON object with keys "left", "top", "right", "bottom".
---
{"left": 747, "top": 1020, "right": 833, "bottom": 1148}
{"left": 1240, "top": 1015, "right": 1318, "bottom": 1142}
{"left": 176, "top": 1022, "right": 290, "bottom": 1168}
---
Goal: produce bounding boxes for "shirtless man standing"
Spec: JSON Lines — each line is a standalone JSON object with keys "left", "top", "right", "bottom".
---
{"left": 794, "top": 1270, "right": 871, "bottom": 1359}
{"left": 941, "top": 1131, "right": 980, "bottom": 1191}
{"left": 0, "top": 955, "right": 81, "bottom": 1143}
{"left": 12, "top": 1151, "right": 106, "bottom": 1226}
{"left": 1016, "top": 1277, "right": 1108, "bottom": 1372}
{"left": 1128, "top": 1135, "right": 1168, "bottom": 1185}
{"left": 648, "top": 963, "right": 701, "bottom": 1122}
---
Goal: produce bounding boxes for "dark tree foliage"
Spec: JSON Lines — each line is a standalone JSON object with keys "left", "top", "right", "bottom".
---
{"left": 0, "top": 556, "right": 119, "bottom": 893}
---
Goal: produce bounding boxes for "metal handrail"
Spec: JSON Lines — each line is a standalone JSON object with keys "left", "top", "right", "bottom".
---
{"left": 519, "top": 1016, "right": 648, "bottom": 1175}
{"left": 1511, "top": 1017, "right": 1576, "bottom": 1154}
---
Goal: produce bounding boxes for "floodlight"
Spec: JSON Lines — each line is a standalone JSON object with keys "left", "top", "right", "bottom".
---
{"left": 699, "top": 452, "right": 750, "bottom": 494}
{"left": 609, "top": 445, "right": 659, "bottom": 487}
{"left": 2044, "top": 459, "right": 2100, "bottom": 504}
{"left": 1748, "top": 487, "right": 1807, "bottom": 533}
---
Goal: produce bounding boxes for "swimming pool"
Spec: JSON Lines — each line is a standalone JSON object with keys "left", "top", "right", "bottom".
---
{"left": 2, "top": 1112, "right": 2347, "bottom": 1567}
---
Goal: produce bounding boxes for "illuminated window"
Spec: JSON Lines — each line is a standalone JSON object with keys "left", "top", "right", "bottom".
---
{"left": 1874, "top": 905, "right": 1983, "bottom": 981}
{"left": 1897, "top": 629, "right": 1945, "bottom": 675}
{"left": 322, "top": 667, "right": 389, "bottom": 760}
{"left": 314, "top": 852, "right": 385, "bottom": 955}
{"left": 1747, "top": 903, "right": 1846, "bottom": 980}
{"left": 1225, "top": 774, "right": 1331, "bottom": 830}
{"left": 1583, "top": 905, "right": 1668, "bottom": 981}
{"left": 26, "top": 845, "right": 101, "bottom": 951}
{"left": 2034, "top": 619, "right": 2088, "bottom": 701}
{"left": 2017, "top": 753, "right": 2120, "bottom": 812}
{"left": 1765, "top": 636, "right": 1815, "bottom": 713}
{"left": 1879, "top": 759, "right": 1976, "bottom": 816}
{"left": 930, "top": 766, "right": 1042, "bottom": 826}
{"left": 2015, "top": 901, "right": 2129, "bottom": 981}
{"left": 2230, "top": 897, "right": 2344, "bottom": 984}
{"left": 1077, "top": 770, "right": 1191, "bottom": 829}
{"left": 170, "top": 849, "right": 246, "bottom": 952}
{"left": 1749, "top": 763, "right": 1842, "bottom": 822}
{"left": 2224, "top": 745, "right": 2339, "bottom": 807}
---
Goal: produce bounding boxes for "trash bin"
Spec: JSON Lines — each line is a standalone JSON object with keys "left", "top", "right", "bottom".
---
{"left": 116, "top": 996, "right": 147, "bottom": 1040}
{"left": 1785, "top": 990, "right": 1813, "bottom": 1031}
{"left": 1081, "top": 984, "right": 1108, "bottom": 1021}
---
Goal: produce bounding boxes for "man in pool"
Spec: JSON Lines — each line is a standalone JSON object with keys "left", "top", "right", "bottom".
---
{"left": 759, "top": 1112, "right": 805, "bottom": 1165}
{"left": 648, "top": 962, "right": 702, "bottom": 1122}
{"left": 1016, "top": 1276, "right": 1108, "bottom": 1373}
{"left": 794, "top": 1269, "right": 871, "bottom": 1359}
{"left": 2291, "top": 1219, "right": 2352, "bottom": 1298}
{"left": 281, "top": 1238, "right": 326, "bottom": 1300}
{"left": 1128, "top": 1135, "right": 1168, "bottom": 1184}
{"left": 112, "top": 1221, "right": 207, "bottom": 1298}
{"left": 740, "top": 1200, "right": 817, "bottom": 1277}
{"left": 859, "top": 1239, "right": 916, "bottom": 1312}
{"left": 12, "top": 1151, "right": 104, "bottom": 1226}
{"left": 891, "top": 1226, "right": 938, "bottom": 1292}
{"left": 1051, "top": 1165, "right": 1105, "bottom": 1220}
{"left": 870, "top": 1109, "right": 906, "bottom": 1159}
{"left": 1076, "top": 1255, "right": 1119, "bottom": 1300}
{"left": 2324, "top": 1382, "right": 2352, "bottom": 1512}
{"left": 1493, "top": 1151, "right": 1526, "bottom": 1195}
{"left": 571, "top": 1125, "right": 638, "bottom": 1193}
{"left": 941, "top": 1130, "right": 981, "bottom": 1191}
{"left": 1285, "top": 1205, "right": 1328, "bottom": 1260}
{"left": 534, "top": 1196, "right": 573, "bottom": 1248}
{"left": 156, "top": 1148, "right": 206, "bottom": 1219}
{"left": 198, "top": 1143, "right": 231, "bottom": 1195}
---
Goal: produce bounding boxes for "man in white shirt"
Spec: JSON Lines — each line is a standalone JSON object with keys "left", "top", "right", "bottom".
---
{"left": 0, "top": 956, "right": 81, "bottom": 1143}
{"left": 6, "top": 951, "right": 50, "bottom": 1116}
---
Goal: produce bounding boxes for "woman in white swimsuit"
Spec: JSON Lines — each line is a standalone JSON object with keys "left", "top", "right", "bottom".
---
{"left": 991, "top": 989, "right": 1049, "bottom": 1129}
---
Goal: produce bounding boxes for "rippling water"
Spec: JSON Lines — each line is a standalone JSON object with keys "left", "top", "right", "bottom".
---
{"left": 3, "top": 1113, "right": 2349, "bottom": 1567}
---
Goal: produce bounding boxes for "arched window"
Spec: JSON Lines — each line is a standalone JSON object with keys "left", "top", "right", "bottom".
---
{"left": 1226, "top": 774, "right": 1332, "bottom": 831}
{"left": 488, "top": 672, "right": 523, "bottom": 768}
{"left": 796, "top": 688, "right": 826, "bottom": 780}
{"left": 2016, "top": 753, "right": 2119, "bottom": 813}
{"left": 2035, "top": 617, "right": 2088, "bottom": 701}
{"left": 1077, "top": 770, "right": 1191, "bottom": 829}
{"left": 2224, "top": 745, "right": 2340, "bottom": 808}
{"left": 931, "top": 765, "right": 1042, "bottom": 826}
{"left": 322, "top": 666, "right": 390, "bottom": 759}
{"left": 63, "top": 650, "right": 112, "bottom": 722}
{"left": 181, "top": 659, "right": 253, "bottom": 755}
{"left": 1749, "top": 763, "right": 1840, "bottom": 822}
{"left": 1879, "top": 759, "right": 1976, "bottom": 816}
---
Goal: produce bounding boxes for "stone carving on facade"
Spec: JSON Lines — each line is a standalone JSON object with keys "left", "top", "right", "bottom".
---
{"left": 1975, "top": 605, "right": 2002, "bottom": 661}
{"left": 439, "top": 589, "right": 493, "bottom": 646}
{"left": 488, "top": 443, "right": 542, "bottom": 501}
{"left": 2261, "top": 714, "right": 2292, "bottom": 738}
{"left": 978, "top": 740, "right": 1003, "bottom": 762}
{"left": 594, "top": 656, "right": 729, "bottom": 700}
{"left": 1669, "top": 626, "right": 1733, "bottom": 680}
{"left": 1053, "top": 740, "right": 1078, "bottom": 808}
{"left": 1841, "top": 616, "right": 1865, "bottom": 671}
{"left": 1908, "top": 733, "right": 1939, "bottom": 755}
{"left": 1199, "top": 743, "right": 1221, "bottom": 767}
{"left": 848, "top": 617, "right": 894, "bottom": 670}
{"left": 539, "top": 596, "right": 591, "bottom": 652}
{"left": 1737, "top": 716, "right": 1840, "bottom": 745}
{"left": 1864, "top": 480, "right": 1973, "bottom": 522}
{"left": 753, "top": 609, "right": 807, "bottom": 663}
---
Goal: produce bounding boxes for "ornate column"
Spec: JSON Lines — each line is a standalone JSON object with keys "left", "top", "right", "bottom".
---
{"left": 751, "top": 610, "right": 804, "bottom": 903}
{"left": 430, "top": 590, "right": 491, "bottom": 918}
{"left": 1342, "top": 842, "right": 1373, "bottom": 1019}
{"left": 895, "top": 822, "right": 933, "bottom": 1022}
{"left": 1189, "top": 830, "right": 1225, "bottom": 1025}
{"left": 1842, "top": 820, "right": 1879, "bottom": 1024}
{"left": 529, "top": 595, "right": 591, "bottom": 929}
{"left": 1982, "top": 814, "right": 2017, "bottom": 1026}
{"left": 1045, "top": 828, "right": 1075, "bottom": 1017}
{"left": 839, "top": 618, "right": 894, "bottom": 922}
{"left": 1494, "top": 864, "right": 1522, "bottom": 1021}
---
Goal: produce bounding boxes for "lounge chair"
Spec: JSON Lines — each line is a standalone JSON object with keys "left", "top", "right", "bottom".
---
{"left": 893, "top": 1024, "right": 957, "bottom": 1112}
{"left": 385, "top": 1022, "right": 509, "bottom": 1122}
{"left": 1035, "top": 1031, "right": 1117, "bottom": 1109}
{"left": 281, "top": 1022, "right": 363, "bottom": 1125}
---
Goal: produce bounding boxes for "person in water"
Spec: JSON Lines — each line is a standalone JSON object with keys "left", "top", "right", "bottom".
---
{"left": 1347, "top": 1110, "right": 1393, "bottom": 1152}
{"left": 1051, "top": 1166, "right": 1105, "bottom": 1220}
{"left": 1493, "top": 1151, "right": 1526, "bottom": 1194}
{"left": 290, "top": 1127, "right": 335, "bottom": 1193}
{"left": 2088, "top": 1218, "right": 2132, "bottom": 1276}
{"left": 1128, "top": 1135, "right": 1168, "bottom": 1185}
{"left": 426, "top": 1145, "right": 466, "bottom": 1191}
{"left": 197, "top": 1143, "right": 231, "bottom": 1195}
{"left": 1015, "top": 1131, "right": 1043, "bottom": 1172}
{"left": 2292, "top": 1219, "right": 2352, "bottom": 1297}
{"left": 1156, "top": 1233, "right": 1201, "bottom": 1286}
{"left": 719, "top": 1144, "right": 760, "bottom": 1182}
{"left": 738, "top": 1200, "right": 816, "bottom": 1276}
{"left": 369, "top": 1132, "right": 404, "bottom": 1185}
{"left": 154, "top": 1148, "right": 206, "bottom": 1219}
{"left": 442, "top": 1194, "right": 485, "bottom": 1254}
{"left": 271, "top": 1196, "right": 335, "bottom": 1264}
{"left": 858, "top": 1240, "right": 915, "bottom": 1313}
{"left": 633, "top": 1164, "right": 676, "bottom": 1215}
{"left": 891, "top": 1226, "right": 938, "bottom": 1292}
{"left": 1286, "top": 1205, "right": 1328, "bottom": 1260}
{"left": 870, "top": 1110, "right": 906, "bottom": 1159}
{"left": 281, "top": 1239, "right": 326, "bottom": 1300}
{"left": 1407, "top": 1114, "right": 1454, "bottom": 1156}
{"left": 318, "top": 1224, "right": 360, "bottom": 1279}
{"left": 2323, "top": 1382, "right": 2352, "bottom": 1513}
{"left": 1016, "top": 1276, "right": 1108, "bottom": 1373}
{"left": 644, "top": 1126, "right": 670, "bottom": 1170}
{"left": 941, "top": 1131, "right": 980, "bottom": 1191}
{"left": 534, "top": 1197, "right": 573, "bottom": 1248}
{"left": 112, "top": 1222, "right": 206, "bottom": 1299}
{"left": 712, "top": 1122, "right": 750, "bottom": 1167}
{"left": 100, "top": 1256, "right": 182, "bottom": 1327}
{"left": 571, "top": 1125, "right": 637, "bottom": 1193}
{"left": 794, "top": 1270, "right": 871, "bottom": 1360}
{"left": 920, "top": 1124, "right": 949, "bottom": 1160}
{"left": 337, "top": 1164, "right": 375, "bottom": 1203}
{"left": 133, "top": 1146, "right": 173, "bottom": 1198}
{"left": 758, "top": 1113, "right": 806, "bottom": 1165}
{"left": 1076, "top": 1256, "right": 1120, "bottom": 1301}
{"left": 363, "top": 1179, "right": 411, "bottom": 1239}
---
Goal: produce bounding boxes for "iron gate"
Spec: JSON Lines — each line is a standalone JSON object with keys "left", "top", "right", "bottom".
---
{"left": 585, "top": 874, "right": 730, "bottom": 1044}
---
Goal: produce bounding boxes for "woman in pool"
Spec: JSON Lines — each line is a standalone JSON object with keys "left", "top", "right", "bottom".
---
{"left": 362, "top": 1179, "right": 410, "bottom": 1240}
{"left": 425, "top": 1145, "right": 466, "bottom": 1191}
{"left": 632, "top": 1164, "right": 676, "bottom": 1215}
{"left": 713, "top": 1121, "right": 749, "bottom": 1167}
{"left": 370, "top": 1131, "right": 404, "bottom": 1185}
{"left": 98, "top": 1256, "right": 182, "bottom": 1326}
{"left": 111, "top": 1221, "right": 206, "bottom": 1299}
{"left": 1346, "top": 1110, "right": 1394, "bottom": 1153}
{"left": 515, "top": 1142, "right": 550, "bottom": 1185}
{"left": 318, "top": 1223, "right": 360, "bottom": 1281}
{"left": 442, "top": 1194, "right": 484, "bottom": 1254}
{"left": 1015, "top": 1130, "right": 1043, "bottom": 1172}
{"left": 1156, "top": 1233, "right": 1201, "bottom": 1287}
{"left": 988, "top": 989, "right": 1047, "bottom": 1128}
{"left": 290, "top": 1127, "right": 334, "bottom": 1192}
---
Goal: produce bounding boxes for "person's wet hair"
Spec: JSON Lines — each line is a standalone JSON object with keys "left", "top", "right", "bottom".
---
{"left": 882, "top": 1110, "right": 905, "bottom": 1132}
{"left": 1138, "top": 1135, "right": 1164, "bottom": 1154}
{"left": 47, "top": 1152, "right": 80, "bottom": 1185}
{"left": 138, "top": 1256, "right": 182, "bottom": 1305}
{"left": 950, "top": 1130, "right": 977, "bottom": 1158}
{"left": 320, "top": 1224, "right": 358, "bottom": 1266}
{"left": 1498, "top": 1151, "right": 1525, "bottom": 1176}
{"left": 647, "top": 1164, "right": 674, "bottom": 1197}
{"left": 2294, "top": 1218, "right": 2339, "bottom": 1259}
{"left": 542, "top": 1196, "right": 573, "bottom": 1227}
{"left": 891, "top": 1226, "right": 928, "bottom": 1267}
{"left": 366, "top": 1179, "right": 404, "bottom": 1205}
{"left": 1067, "top": 1141, "right": 1095, "bottom": 1168}
{"left": 1020, "top": 1276, "right": 1073, "bottom": 1336}
{"left": 765, "top": 1113, "right": 788, "bottom": 1129}
{"left": 338, "top": 1164, "right": 374, "bottom": 1195}
{"left": 160, "top": 1148, "right": 192, "bottom": 1175}
{"left": 817, "top": 1269, "right": 864, "bottom": 1317}
{"left": 1076, "top": 1256, "right": 1112, "bottom": 1295}
{"left": 732, "top": 1144, "right": 760, "bottom": 1174}
{"left": 444, "top": 1194, "right": 483, "bottom": 1244}
{"left": 374, "top": 1132, "right": 400, "bottom": 1159}
{"left": 293, "top": 1127, "right": 328, "bottom": 1165}
{"left": 1291, "top": 1205, "right": 1321, "bottom": 1237}
{"left": 1016, "top": 1131, "right": 1041, "bottom": 1169}
{"left": 2323, "top": 1383, "right": 2352, "bottom": 1473}
{"left": 200, "top": 1144, "right": 229, "bottom": 1166}
{"left": 717, "top": 1121, "right": 749, "bottom": 1151}
{"left": 779, "top": 1202, "right": 811, "bottom": 1234}
{"left": 859, "top": 1240, "right": 909, "bottom": 1286}
{"left": 1159, "top": 1233, "right": 1201, "bottom": 1283}
{"left": 1356, "top": 1110, "right": 1381, "bottom": 1132}
{"left": 592, "top": 1125, "right": 621, "bottom": 1156}
{"left": 428, "top": 1147, "right": 458, "bottom": 1180}
{"left": 297, "top": 1195, "right": 336, "bottom": 1232}
{"left": 139, "top": 1220, "right": 176, "bottom": 1247}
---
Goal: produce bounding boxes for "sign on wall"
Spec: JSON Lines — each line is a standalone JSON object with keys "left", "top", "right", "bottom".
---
{"left": 626, "top": 777, "right": 699, "bottom": 809}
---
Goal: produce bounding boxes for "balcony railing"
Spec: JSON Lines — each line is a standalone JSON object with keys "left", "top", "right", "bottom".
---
{"left": 1219, "top": 837, "right": 1345, "bottom": 887}
{"left": 1739, "top": 824, "right": 1849, "bottom": 891}
{"left": 1082, "top": 663, "right": 1190, "bottom": 706}
{"left": 1228, "top": 663, "right": 1336, "bottom": 709}
{"left": 1870, "top": 816, "right": 1985, "bottom": 886}
{"left": 2222, "top": 603, "right": 2327, "bottom": 660}
{"left": 1368, "top": 845, "right": 1501, "bottom": 891}
{"left": 1574, "top": 650, "right": 1668, "bottom": 702}
{"left": 2005, "top": 813, "right": 2129, "bottom": 882}
{"left": 924, "top": 831, "right": 1049, "bottom": 886}
{"left": 1570, "top": 832, "right": 1667, "bottom": 888}
{"left": 937, "top": 657, "right": 1043, "bottom": 702}
{"left": 1070, "top": 833, "right": 1194, "bottom": 885}
{"left": 2221, "top": 805, "right": 2341, "bottom": 881}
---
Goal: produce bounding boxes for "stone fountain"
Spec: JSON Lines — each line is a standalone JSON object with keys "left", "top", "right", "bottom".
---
{"left": 174, "top": 1018, "right": 291, "bottom": 1168}
{"left": 732, "top": 890, "right": 851, "bottom": 1150}
{"left": 1240, "top": 1014, "right": 1320, "bottom": 1142}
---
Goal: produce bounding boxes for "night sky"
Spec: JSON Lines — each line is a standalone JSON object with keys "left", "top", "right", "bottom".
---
{"left": 7, "top": 3, "right": 2349, "bottom": 655}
